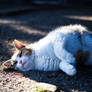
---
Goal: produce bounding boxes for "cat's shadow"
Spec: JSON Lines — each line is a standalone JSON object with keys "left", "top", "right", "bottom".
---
{"left": 5, "top": 66, "right": 92, "bottom": 92}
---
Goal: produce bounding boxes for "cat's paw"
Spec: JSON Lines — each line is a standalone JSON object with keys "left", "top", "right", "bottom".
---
{"left": 65, "top": 65, "right": 77, "bottom": 76}
{"left": 59, "top": 62, "right": 77, "bottom": 76}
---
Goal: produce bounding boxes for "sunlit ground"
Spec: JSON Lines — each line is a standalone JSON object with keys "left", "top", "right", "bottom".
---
{"left": 65, "top": 15, "right": 92, "bottom": 21}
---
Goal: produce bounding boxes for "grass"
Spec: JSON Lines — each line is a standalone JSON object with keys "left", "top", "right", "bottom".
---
{"left": 32, "top": 84, "right": 51, "bottom": 92}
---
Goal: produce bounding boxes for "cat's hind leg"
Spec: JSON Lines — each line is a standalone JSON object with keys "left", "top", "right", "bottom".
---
{"left": 82, "top": 32, "right": 92, "bottom": 48}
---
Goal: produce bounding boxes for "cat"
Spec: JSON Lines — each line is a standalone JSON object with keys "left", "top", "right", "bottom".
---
{"left": 11, "top": 24, "right": 92, "bottom": 76}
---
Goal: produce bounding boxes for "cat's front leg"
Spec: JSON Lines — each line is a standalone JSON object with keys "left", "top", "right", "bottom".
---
{"left": 59, "top": 61, "right": 77, "bottom": 76}
{"left": 54, "top": 40, "right": 76, "bottom": 65}
{"left": 54, "top": 40, "right": 77, "bottom": 76}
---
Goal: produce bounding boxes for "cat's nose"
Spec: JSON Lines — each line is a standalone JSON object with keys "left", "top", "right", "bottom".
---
{"left": 19, "top": 60, "right": 25, "bottom": 67}
{"left": 19, "top": 60, "right": 22, "bottom": 64}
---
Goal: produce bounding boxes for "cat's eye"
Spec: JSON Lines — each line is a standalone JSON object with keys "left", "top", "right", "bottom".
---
{"left": 13, "top": 60, "right": 17, "bottom": 64}
{"left": 19, "top": 51, "right": 22, "bottom": 57}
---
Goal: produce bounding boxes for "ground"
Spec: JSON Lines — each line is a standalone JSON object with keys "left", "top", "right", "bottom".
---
{"left": 0, "top": 6, "right": 92, "bottom": 92}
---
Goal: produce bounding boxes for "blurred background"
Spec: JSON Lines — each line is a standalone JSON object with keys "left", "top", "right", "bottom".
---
{"left": 0, "top": 0, "right": 92, "bottom": 6}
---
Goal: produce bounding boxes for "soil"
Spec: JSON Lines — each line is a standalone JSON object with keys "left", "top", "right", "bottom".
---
{"left": 0, "top": 6, "right": 92, "bottom": 92}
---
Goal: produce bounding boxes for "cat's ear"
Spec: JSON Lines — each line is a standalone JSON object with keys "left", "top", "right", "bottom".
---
{"left": 14, "top": 40, "right": 25, "bottom": 49}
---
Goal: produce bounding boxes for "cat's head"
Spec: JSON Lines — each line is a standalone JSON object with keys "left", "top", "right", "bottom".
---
{"left": 11, "top": 40, "right": 35, "bottom": 72}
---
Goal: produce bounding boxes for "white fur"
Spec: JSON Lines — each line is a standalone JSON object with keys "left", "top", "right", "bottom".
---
{"left": 12, "top": 24, "right": 92, "bottom": 76}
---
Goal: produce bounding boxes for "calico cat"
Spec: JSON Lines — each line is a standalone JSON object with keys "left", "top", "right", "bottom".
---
{"left": 11, "top": 25, "right": 92, "bottom": 76}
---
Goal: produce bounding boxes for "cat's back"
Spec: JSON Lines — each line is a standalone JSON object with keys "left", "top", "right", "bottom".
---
{"left": 28, "top": 25, "right": 89, "bottom": 55}
{"left": 45, "top": 24, "right": 88, "bottom": 43}
{"left": 54, "top": 24, "right": 87, "bottom": 34}
{"left": 52, "top": 25, "right": 89, "bottom": 54}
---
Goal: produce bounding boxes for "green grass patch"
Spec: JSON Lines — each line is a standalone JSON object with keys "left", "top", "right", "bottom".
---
{"left": 35, "top": 87, "right": 50, "bottom": 92}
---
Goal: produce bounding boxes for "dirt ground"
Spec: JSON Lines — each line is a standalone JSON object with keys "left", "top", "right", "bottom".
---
{"left": 0, "top": 6, "right": 92, "bottom": 92}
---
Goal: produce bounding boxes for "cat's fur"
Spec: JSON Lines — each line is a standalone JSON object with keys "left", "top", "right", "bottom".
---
{"left": 11, "top": 25, "right": 92, "bottom": 76}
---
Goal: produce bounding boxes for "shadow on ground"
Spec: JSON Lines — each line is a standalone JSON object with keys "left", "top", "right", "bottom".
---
{"left": 0, "top": 7, "right": 92, "bottom": 92}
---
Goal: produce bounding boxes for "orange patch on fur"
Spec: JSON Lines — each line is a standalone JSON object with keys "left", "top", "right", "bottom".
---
{"left": 13, "top": 47, "right": 32, "bottom": 57}
{"left": 14, "top": 40, "right": 25, "bottom": 49}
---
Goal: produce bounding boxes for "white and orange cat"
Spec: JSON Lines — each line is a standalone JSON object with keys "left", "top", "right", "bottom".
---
{"left": 11, "top": 25, "right": 92, "bottom": 76}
